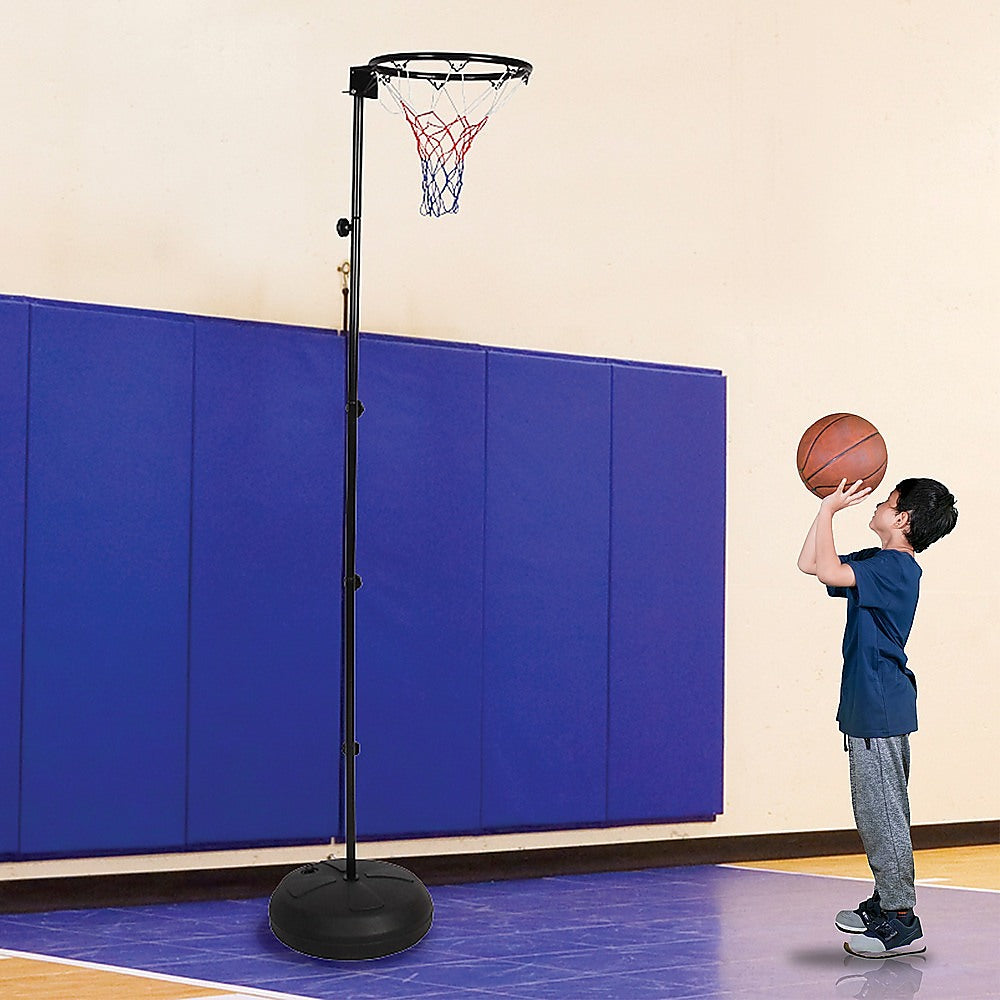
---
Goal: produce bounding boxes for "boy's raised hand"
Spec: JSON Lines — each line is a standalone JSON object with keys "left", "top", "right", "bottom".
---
{"left": 821, "top": 478, "right": 872, "bottom": 513}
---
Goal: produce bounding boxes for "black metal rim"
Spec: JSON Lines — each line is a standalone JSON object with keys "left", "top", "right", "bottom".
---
{"left": 368, "top": 51, "right": 532, "bottom": 83}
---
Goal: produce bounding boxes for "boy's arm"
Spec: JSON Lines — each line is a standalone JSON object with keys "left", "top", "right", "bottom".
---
{"left": 797, "top": 513, "right": 820, "bottom": 574}
{"left": 814, "top": 507, "right": 855, "bottom": 587}
{"left": 814, "top": 478, "right": 871, "bottom": 588}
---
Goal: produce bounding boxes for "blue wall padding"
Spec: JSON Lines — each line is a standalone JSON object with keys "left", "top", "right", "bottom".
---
{"left": 608, "top": 366, "right": 726, "bottom": 823}
{"left": 355, "top": 338, "right": 486, "bottom": 838}
{"left": 0, "top": 300, "right": 28, "bottom": 857}
{"left": 20, "top": 305, "right": 193, "bottom": 855}
{"left": 0, "top": 293, "right": 726, "bottom": 856}
{"left": 482, "top": 353, "right": 612, "bottom": 830}
{"left": 187, "top": 318, "right": 343, "bottom": 846}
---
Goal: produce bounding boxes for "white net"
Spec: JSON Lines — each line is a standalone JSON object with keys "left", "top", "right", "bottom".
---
{"left": 371, "top": 55, "right": 531, "bottom": 217}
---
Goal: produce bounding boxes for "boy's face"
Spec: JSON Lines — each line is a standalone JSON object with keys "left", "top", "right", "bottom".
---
{"left": 870, "top": 489, "right": 907, "bottom": 541}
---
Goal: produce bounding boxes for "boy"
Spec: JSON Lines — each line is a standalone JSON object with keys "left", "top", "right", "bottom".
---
{"left": 797, "top": 476, "right": 958, "bottom": 958}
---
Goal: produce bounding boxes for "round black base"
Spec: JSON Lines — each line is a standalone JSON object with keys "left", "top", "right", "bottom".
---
{"left": 269, "top": 858, "right": 433, "bottom": 961}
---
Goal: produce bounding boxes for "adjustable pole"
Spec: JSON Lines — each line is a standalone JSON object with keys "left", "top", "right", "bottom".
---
{"left": 341, "top": 65, "right": 377, "bottom": 882}
{"left": 268, "top": 61, "right": 433, "bottom": 961}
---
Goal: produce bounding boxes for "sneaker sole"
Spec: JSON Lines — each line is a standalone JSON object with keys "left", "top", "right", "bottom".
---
{"left": 843, "top": 941, "right": 927, "bottom": 959}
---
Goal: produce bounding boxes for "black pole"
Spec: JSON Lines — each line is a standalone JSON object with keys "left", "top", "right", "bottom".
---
{"left": 341, "top": 72, "right": 367, "bottom": 882}
{"left": 267, "top": 62, "right": 433, "bottom": 961}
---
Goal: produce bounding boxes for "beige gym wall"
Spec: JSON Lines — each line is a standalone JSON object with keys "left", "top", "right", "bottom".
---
{"left": 1, "top": 1, "right": 996, "bottom": 857}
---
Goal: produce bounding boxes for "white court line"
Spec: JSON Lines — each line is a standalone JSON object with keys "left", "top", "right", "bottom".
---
{"left": 717, "top": 863, "right": 1000, "bottom": 893}
{"left": 0, "top": 947, "right": 321, "bottom": 1000}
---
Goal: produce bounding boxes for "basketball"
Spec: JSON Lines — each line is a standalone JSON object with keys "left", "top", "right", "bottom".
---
{"left": 796, "top": 413, "right": 888, "bottom": 498}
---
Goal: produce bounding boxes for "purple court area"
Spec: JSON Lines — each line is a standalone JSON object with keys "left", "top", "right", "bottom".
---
{"left": 0, "top": 864, "right": 996, "bottom": 998}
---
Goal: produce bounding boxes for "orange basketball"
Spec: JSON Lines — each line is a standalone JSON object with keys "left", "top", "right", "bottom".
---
{"left": 796, "top": 413, "right": 888, "bottom": 498}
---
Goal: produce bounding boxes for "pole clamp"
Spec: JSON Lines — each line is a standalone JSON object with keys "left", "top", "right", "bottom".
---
{"left": 348, "top": 65, "right": 379, "bottom": 100}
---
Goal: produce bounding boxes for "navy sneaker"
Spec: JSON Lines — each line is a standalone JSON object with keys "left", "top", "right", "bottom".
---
{"left": 836, "top": 889, "right": 881, "bottom": 933}
{"left": 844, "top": 909, "right": 926, "bottom": 958}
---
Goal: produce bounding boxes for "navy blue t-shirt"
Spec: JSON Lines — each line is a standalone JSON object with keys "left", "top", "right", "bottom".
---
{"left": 827, "top": 547, "right": 922, "bottom": 737}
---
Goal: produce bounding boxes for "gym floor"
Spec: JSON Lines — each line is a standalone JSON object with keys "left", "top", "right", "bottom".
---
{"left": 0, "top": 846, "right": 996, "bottom": 999}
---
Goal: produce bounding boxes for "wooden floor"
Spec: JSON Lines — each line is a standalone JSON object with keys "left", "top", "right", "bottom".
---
{"left": 1, "top": 846, "right": 997, "bottom": 998}
{"left": 731, "top": 843, "right": 1000, "bottom": 891}
{"left": 0, "top": 953, "right": 280, "bottom": 1000}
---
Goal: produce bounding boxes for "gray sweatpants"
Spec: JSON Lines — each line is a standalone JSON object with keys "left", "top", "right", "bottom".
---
{"left": 847, "top": 734, "right": 916, "bottom": 910}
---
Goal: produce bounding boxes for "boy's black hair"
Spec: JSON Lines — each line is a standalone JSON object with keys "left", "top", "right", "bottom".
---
{"left": 894, "top": 478, "right": 958, "bottom": 553}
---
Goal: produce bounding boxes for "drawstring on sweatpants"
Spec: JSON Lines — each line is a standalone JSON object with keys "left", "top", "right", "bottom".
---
{"left": 844, "top": 734, "right": 873, "bottom": 751}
